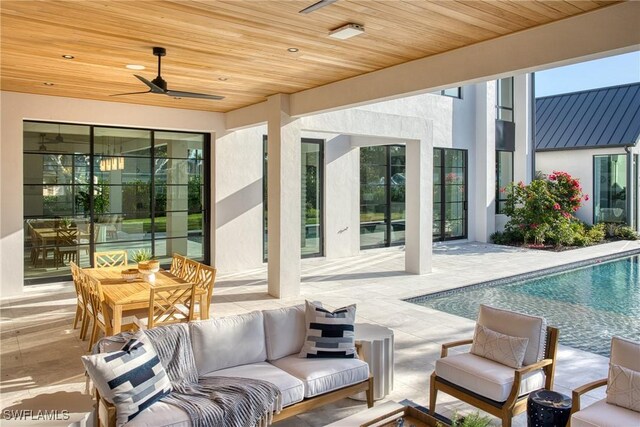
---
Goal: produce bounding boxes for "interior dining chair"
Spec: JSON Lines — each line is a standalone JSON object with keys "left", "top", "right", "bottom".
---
{"left": 69, "top": 261, "right": 88, "bottom": 335}
{"left": 181, "top": 258, "right": 200, "bottom": 282}
{"left": 83, "top": 273, "right": 138, "bottom": 351}
{"left": 192, "top": 264, "right": 216, "bottom": 319}
{"left": 169, "top": 253, "right": 187, "bottom": 277}
{"left": 55, "top": 228, "right": 79, "bottom": 268}
{"left": 430, "top": 304, "right": 559, "bottom": 427}
{"left": 135, "top": 283, "right": 196, "bottom": 330}
{"left": 93, "top": 250, "right": 128, "bottom": 268}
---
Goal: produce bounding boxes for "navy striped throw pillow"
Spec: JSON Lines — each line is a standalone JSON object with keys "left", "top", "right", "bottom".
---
{"left": 81, "top": 331, "right": 171, "bottom": 426}
{"left": 299, "top": 300, "right": 357, "bottom": 359}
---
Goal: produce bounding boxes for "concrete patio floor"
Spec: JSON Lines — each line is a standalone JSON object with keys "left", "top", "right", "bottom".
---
{"left": 2, "top": 240, "right": 638, "bottom": 426}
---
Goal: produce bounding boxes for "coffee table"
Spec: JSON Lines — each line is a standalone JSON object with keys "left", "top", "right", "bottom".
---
{"left": 324, "top": 401, "right": 450, "bottom": 427}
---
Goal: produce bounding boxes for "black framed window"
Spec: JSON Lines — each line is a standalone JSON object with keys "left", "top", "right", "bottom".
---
{"left": 496, "top": 151, "right": 514, "bottom": 214}
{"left": 263, "top": 137, "right": 324, "bottom": 261}
{"left": 497, "top": 77, "right": 514, "bottom": 122}
{"left": 433, "top": 148, "right": 467, "bottom": 241}
{"left": 360, "top": 145, "right": 406, "bottom": 249}
{"left": 23, "top": 121, "right": 210, "bottom": 284}
{"left": 440, "top": 87, "right": 462, "bottom": 98}
{"left": 594, "top": 154, "right": 628, "bottom": 224}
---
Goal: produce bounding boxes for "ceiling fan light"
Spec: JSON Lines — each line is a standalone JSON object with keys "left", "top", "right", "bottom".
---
{"left": 328, "top": 23, "right": 365, "bottom": 40}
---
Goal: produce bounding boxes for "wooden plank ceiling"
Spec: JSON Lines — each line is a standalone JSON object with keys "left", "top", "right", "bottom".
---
{"left": 1, "top": 0, "right": 619, "bottom": 113}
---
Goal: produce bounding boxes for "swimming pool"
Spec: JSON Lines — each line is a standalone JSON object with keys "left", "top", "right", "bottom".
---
{"left": 407, "top": 255, "right": 640, "bottom": 357}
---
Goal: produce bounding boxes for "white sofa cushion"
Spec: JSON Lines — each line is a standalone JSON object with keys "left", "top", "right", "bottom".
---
{"left": 435, "top": 353, "right": 544, "bottom": 402}
{"left": 125, "top": 402, "right": 190, "bottom": 427}
{"left": 477, "top": 304, "right": 547, "bottom": 366}
{"left": 203, "top": 362, "right": 304, "bottom": 407}
{"left": 571, "top": 398, "right": 640, "bottom": 427}
{"left": 190, "top": 311, "right": 266, "bottom": 376}
{"left": 272, "top": 355, "right": 369, "bottom": 398}
{"left": 470, "top": 324, "right": 529, "bottom": 369}
{"left": 263, "top": 305, "right": 306, "bottom": 361}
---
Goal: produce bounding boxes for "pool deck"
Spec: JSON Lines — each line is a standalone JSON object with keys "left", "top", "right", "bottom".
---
{"left": 1, "top": 240, "right": 638, "bottom": 426}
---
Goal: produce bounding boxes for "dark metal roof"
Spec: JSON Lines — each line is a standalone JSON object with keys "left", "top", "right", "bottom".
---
{"left": 535, "top": 83, "right": 640, "bottom": 151}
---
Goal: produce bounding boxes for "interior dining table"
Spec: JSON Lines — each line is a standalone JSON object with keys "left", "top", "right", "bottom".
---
{"left": 82, "top": 266, "right": 210, "bottom": 334}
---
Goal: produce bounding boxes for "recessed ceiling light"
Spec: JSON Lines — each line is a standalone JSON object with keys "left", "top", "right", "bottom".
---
{"left": 218, "top": 77, "right": 228, "bottom": 81}
{"left": 43, "top": 82, "right": 55, "bottom": 86}
{"left": 174, "top": 97, "right": 182, "bottom": 100}
{"left": 329, "top": 23, "right": 365, "bottom": 40}
{"left": 62, "top": 54, "right": 75, "bottom": 59}
{"left": 126, "top": 64, "right": 146, "bottom": 70}
{"left": 287, "top": 48, "right": 299, "bottom": 53}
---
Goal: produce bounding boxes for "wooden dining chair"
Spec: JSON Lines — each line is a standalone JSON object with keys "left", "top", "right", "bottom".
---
{"left": 69, "top": 261, "right": 89, "bottom": 335}
{"left": 83, "top": 272, "right": 138, "bottom": 351}
{"left": 55, "top": 228, "right": 78, "bottom": 268}
{"left": 193, "top": 264, "right": 216, "bottom": 319}
{"left": 93, "top": 250, "right": 128, "bottom": 268}
{"left": 170, "top": 253, "right": 187, "bottom": 276}
{"left": 135, "top": 283, "right": 196, "bottom": 330}
{"left": 180, "top": 258, "right": 200, "bottom": 282}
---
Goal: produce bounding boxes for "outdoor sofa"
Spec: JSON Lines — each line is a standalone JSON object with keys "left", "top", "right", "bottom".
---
{"left": 92, "top": 304, "right": 373, "bottom": 426}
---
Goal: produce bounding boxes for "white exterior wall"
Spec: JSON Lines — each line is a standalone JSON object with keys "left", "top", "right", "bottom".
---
{"left": 536, "top": 147, "right": 627, "bottom": 225}
{"left": 0, "top": 91, "right": 224, "bottom": 297}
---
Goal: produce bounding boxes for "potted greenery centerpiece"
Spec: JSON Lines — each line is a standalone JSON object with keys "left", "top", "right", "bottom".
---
{"left": 131, "top": 249, "right": 159, "bottom": 274}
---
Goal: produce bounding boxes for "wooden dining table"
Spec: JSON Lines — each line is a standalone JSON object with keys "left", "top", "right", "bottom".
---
{"left": 82, "top": 266, "right": 210, "bottom": 334}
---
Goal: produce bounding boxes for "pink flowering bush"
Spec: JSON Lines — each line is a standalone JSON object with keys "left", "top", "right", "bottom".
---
{"left": 501, "top": 171, "right": 589, "bottom": 246}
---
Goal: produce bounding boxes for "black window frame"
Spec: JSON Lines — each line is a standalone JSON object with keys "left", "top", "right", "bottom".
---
{"left": 496, "top": 150, "right": 514, "bottom": 214}
{"left": 433, "top": 147, "right": 468, "bottom": 242}
{"left": 440, "top": 87, "right": 462, "bottom": 99}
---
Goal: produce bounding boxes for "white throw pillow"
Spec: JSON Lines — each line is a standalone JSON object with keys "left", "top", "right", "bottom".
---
{"left": 299, "top": 300, "right": 357, "bottom": 359}
{"left": 607, "top": 363, "right": 640, "bottom": 412}
{"left": 470, "top": 324, "right": 529, "bottom": 369}
{"left": 81, "top": 331, "right": 172, "bottom": 427}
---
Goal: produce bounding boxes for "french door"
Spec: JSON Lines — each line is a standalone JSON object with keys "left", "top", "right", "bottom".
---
{"left": 433, "top": 148, "right": 467, "bottom": 241}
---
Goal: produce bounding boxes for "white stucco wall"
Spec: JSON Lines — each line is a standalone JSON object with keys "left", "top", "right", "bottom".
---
{"left": 0, "top": 91, "right": 224, "bottom": 296}
{"left": 536, "top": 147, "right": 627, "bottom": 225}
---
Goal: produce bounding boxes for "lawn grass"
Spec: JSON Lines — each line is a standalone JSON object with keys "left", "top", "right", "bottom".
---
{"left": 122, "top": 213, "right": 203, "bottom": 233}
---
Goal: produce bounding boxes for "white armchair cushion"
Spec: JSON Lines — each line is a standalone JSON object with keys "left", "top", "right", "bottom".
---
{"left": 263, "top": 305, "right": 306, "bottom": 361}
{"left": 477, "top": 304, "right": 546, "bottom": 366}
{"left": 203, "top": 362, "right": 304, "bottom": 407}
{"left": 607, "top": 363, "right": 640, "bottom": 412}
{"left": 272, "top": 355, "right": 369, "bottom": 398}
{"left": 571, "top": 398, "right": 640, "bottom": 427}
{"left": 470, "top": 324, "right": 529, "bottom": 369}
{"left": 189, "top": 311, "right": 266, "bottom": 376}
{"left": 611, "top": 336, "right": 640, "bottom": 372}
{"left": 435, "top": 353, "right": 544, "bottom": 402}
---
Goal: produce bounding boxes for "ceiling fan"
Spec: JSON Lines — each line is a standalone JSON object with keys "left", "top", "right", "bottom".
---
{"left": 112, "top": 47, "right": 225, "bottom": 100}
{"left": 299, "top": 0, "right": 337, "bottom": 14}
{"left": 38, "top": 125, "right": 64, "bottom": 150}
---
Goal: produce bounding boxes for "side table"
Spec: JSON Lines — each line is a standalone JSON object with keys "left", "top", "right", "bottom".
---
{"left": 527, "top": 389, "right": 572, "bottom": 427}
{"left": 352, "top": 323, "right": 394, "bottom": 401}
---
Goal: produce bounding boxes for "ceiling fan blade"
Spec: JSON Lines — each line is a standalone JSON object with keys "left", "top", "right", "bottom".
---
{"left": 299, "top": 0, "right": 337, "bottom": 14}
{"left": 110, "top": 90, "right": 152, "bottom": 97}
{"left": 166, "top": 90, "right": 225, "bottom": 100}
{"left": 134, "top": 75, "right": 165, "bottom": 93}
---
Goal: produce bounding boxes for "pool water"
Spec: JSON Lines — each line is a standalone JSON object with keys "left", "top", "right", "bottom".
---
{"left": 409, "top": 255, "right": 640, "bottom": 356}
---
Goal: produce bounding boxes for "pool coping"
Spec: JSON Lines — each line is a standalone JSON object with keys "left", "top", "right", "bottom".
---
{"left": 404, "top": 247, "right": 640, "bottom": 304}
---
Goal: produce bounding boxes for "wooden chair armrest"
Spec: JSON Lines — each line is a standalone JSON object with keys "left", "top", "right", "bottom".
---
{"left": 504, "top": 359, "right": 555, "bottom": 409}
{"left": 356, "top": 342, "right": 364, "bottom": 360}
{"left": 440, "top": 338, "right": 473, "bottom": 358}
{"left": 571, "top": 378, "right": 607, "bottom": 413}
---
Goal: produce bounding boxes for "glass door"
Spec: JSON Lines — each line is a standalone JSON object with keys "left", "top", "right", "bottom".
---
{"left": 433, "top": 148, "right": 467, "bottom": 241}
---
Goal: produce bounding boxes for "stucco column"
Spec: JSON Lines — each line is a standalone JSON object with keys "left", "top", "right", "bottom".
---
{"left": 514, "top": 74, "right": 533, "bottom": 184}
{"left": 475, "top": 81, "right": 497, "bottom": 242}
{"left": 405, "top": 138, "right": 432, "bottom": 274}
{"left": 267, "top": 94, "right": 301, "bottom": 298}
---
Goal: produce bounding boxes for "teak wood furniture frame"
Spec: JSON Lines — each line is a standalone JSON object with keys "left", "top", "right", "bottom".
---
{"left": 430, "top": 326, "right": 559, "bottom": 427}
{"left": 94, "top": 343, "right": 374, "bottom": 427}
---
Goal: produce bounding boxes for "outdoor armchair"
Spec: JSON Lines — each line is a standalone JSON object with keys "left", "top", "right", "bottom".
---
{"left": 429, "top": 304, "right": 559, "bottom": 427}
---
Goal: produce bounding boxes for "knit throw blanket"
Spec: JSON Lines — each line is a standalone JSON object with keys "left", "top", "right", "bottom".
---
{"left": 96, "top": 324, "right": 282, "bottom": 427}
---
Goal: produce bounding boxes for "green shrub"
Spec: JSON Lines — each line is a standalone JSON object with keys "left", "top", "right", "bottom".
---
{"left": 587, "top": 223, "right": 606, "bottom": 243}
{"left": 614, "top": 225, "right": 639, "bottom": 240}
{"left": 490, "top": 229, "right": 523, "bottom": 245}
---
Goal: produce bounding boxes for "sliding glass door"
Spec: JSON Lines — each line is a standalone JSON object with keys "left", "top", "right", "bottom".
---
{"left": 23, "top": 121, "right": 209, "bottom": 284}
{"left": 433, "top": 148, "right": 467, "bottom": 241}
{"left": 594, "top": 154, "right": 627, "bottom": 224}
{"left": 359, "top": 145, "right": 406, "bottom": 249}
